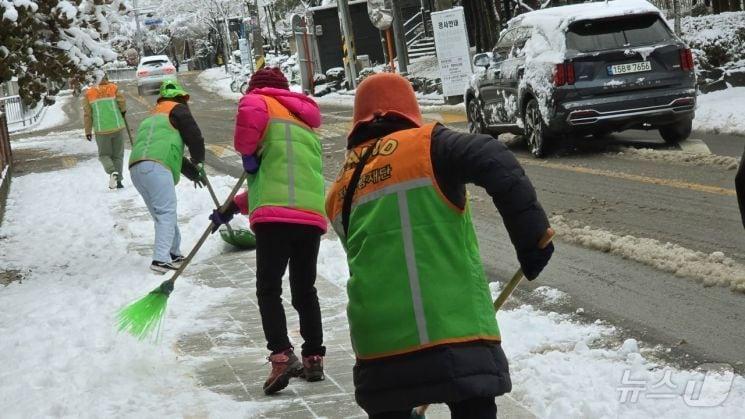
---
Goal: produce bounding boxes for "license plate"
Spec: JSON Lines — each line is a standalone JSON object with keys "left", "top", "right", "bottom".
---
{"left": 608, "top": 61, "right": 652, "bottom": 75}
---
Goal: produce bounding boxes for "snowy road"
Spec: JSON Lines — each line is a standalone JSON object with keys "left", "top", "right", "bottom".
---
{"left": 115, "top": 72, "right": 745, "bottom": 376}
{"left": 4, "top": 71, "right": 745, "bottom": 417}
{"left": 36, "top": 72, "right": 745, "bottom": 374}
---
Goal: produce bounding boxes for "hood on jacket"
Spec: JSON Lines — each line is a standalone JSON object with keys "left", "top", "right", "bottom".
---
{"left": 251, "top": 87, "right": 321, "bottom": 129}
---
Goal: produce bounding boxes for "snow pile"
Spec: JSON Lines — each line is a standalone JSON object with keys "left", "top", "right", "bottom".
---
{"left": 0, "top": 131, "right": 260, "bottom": 416}
{"left": 196, "top": 67, "right": 242, "bottom": 102}
{"left": 10, "top": 92, "right": 74, "bottom": 134}
{"left": 533, "top": 285, "right": 569, "bottom": 304}
{"left": 550, "top": 215, "right": 745, "bottom": 292}
{"left": 694, "top": 87, "right": 745, "bottom": 135}
{"left": 614, "top": 146, "right": 740, "bottom": 170}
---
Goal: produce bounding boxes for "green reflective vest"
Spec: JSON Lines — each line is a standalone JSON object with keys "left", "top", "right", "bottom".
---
{"left": 85, "top": 84, "right": 125, "bottom": 134}
{"left": 326, "top": 124, "right": 500, "bottom": 360}
{"left": 129, "top": 101, "right": 184, "bottom": 184}
{"left": 248, "top": 96, "right": 326, "bottom": 217}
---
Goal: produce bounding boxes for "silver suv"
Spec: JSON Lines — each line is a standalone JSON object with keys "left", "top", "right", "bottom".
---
{"left": 465, "top": 0, "right": 696, "bottom": 157}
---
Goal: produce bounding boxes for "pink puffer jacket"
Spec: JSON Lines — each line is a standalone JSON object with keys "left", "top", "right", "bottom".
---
{"left": 232, "top": 87, "right": 327, "bottom": 232}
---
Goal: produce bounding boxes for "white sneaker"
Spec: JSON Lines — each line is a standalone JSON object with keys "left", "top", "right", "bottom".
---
{"left": 150, "top": 261, "right": 178, "bottom": 274}
{"left": 109, "top": 172, "right": 119, "bottom": 189}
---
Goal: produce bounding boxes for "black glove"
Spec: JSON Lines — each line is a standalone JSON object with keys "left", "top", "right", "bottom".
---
{"left": 208, "top": 201, "right": 239, "bottom": 233}
{"left": 518, "top": 242, "right": 554, "bottom": 280}
{"left": 86, "top": 134, "right": 92, "bottom": 141}
{"left": 181, "top": 158, "right": 204, "bottom": 188}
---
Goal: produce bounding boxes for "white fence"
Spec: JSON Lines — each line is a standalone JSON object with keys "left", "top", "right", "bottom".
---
{"left": 105, "top": 67, "right": 137, "bottom": 82}
{"left": 0, "top": 96, "right": 43, "bottom": 130}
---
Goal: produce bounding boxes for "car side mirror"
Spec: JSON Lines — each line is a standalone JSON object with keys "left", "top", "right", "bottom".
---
{"left": 473, "top": 53, "right": 492, "bottom": 69}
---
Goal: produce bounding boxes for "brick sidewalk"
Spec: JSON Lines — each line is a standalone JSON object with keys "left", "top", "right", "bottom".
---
{"left": 173, "top": 245, "right": 535, "bottom": 419}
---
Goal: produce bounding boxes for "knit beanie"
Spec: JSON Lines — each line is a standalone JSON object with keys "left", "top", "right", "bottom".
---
{"left": 248, "top": 67, "right": 289, "bottom": 91}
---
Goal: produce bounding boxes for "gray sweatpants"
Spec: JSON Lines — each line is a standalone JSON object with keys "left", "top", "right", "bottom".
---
{"left": 95, "top": 130, "right": 125, "bottom": 175}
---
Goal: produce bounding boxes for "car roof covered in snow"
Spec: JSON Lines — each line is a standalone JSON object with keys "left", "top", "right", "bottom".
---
{"left": 510, "top": 0, "right": 662, "bottom": 29}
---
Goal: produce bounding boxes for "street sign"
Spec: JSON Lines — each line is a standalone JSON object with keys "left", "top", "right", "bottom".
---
{"left": 143, "top": 17, "right": 162, "bottom": 26}
{"left": 431, "top": 7, "right": 472, "bottom": 98}
{"left": 367, "top": 0, "right": 393, "bottom": 31}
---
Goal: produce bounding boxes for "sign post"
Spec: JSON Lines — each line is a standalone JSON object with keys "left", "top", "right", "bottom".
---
{"left": 431, "top": 7, "right": 472, "bottom": 103}
{"left": 367, "top": 0, "right": 395, "bottom": 71}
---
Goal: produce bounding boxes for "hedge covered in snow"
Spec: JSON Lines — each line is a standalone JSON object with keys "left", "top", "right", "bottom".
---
{"left": 680, "top": 11, "right": 745, "bottom": 92}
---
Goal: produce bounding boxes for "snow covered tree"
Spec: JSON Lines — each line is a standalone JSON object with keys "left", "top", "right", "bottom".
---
{"left": 0, "top": 1, "right": 129, "bottom": 105}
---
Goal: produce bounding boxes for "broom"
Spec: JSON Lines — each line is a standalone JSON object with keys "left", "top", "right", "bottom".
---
{"left": 203, "top": 175, "right": 256, "bottom": 249}
{"left": 413, "top": 228, "right": 554, "bottom": 418}
{"left": 117, "top": 172, "right": 248, "bottom": 340}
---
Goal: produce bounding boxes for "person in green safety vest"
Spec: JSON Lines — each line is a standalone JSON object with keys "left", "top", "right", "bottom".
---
{"left": 326, "top": 73, "right": 555, "bottom": 418}
{"left": 82, "top": 74, "right": 127, "bottom": 189}
{"left": 129, "top": 79, "right": 207, "bottom": 274}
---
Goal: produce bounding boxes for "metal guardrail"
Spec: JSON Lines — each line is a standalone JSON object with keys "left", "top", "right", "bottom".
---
{"left": 106, "top": 67, "right": 137, "bottom": 82}
{"left": 0, "top": 96, "right": 43, "bottom": 129}
{"left": 0, "top": 106, "right": 11, "bottom": 182}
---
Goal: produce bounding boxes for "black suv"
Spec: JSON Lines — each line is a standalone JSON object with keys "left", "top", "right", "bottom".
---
{"left": 465, "top": 1, "right": 697, "bottom": 157}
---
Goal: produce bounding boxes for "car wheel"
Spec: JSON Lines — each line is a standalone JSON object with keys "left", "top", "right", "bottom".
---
{"left": 467, "top": 98, "right": 486, "bottom": 134}
{"left": 659, "top": 117, "right": 692, "bottom": 144}
{"left": 524, "top": 99, "right": 549, "bottom": 158}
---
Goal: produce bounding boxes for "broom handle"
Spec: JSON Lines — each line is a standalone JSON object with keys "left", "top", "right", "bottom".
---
{"left": 123, "top": 117, "right": 134, "bottom": 146}
{"left": 166, "top": 172, "right": 248, "bottom": 287}
{"left": 203, "top": 175, "right": 237, "bottom": 237}
{"left": 492, "top": 228, "right": 555, "bottom": 311}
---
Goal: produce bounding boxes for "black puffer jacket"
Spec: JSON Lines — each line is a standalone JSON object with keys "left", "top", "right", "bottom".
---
{"left": 348, "top": 120, "right": 550, "bottom": 414}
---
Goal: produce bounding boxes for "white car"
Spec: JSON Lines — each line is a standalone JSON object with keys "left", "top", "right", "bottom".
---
{"left": 136, "top": 55, "right": 177, "bottom": 95}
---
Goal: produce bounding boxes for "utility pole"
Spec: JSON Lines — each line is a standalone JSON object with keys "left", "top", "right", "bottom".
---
{"left": 673, "top": 0, "right": 682, "bottom": 35}
{"left": 391, "top": 2, "right": 408, "bottom": 74}
{"left": 338, "top": 0, "right": 358, "bottom": 89}
{"left": 223, "top": 16, "right": 232, "bottom": 73}
{"left": 132, "top": 0, "right": 144, "bottom": 57}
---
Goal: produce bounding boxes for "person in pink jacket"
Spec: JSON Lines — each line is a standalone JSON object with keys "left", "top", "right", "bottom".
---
{"left": 210, "top": 67, "right": 328, "bottom": 396}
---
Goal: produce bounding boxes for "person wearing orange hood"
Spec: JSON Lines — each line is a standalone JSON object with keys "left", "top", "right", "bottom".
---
{"left": 325, "top": 73, "right": 554, "bottom": 418}
{"left": 210, "top": 67, "right": 327, "bottom": 395}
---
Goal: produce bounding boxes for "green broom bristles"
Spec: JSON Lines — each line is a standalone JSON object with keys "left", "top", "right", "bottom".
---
{"left": 117, "top": 280, "right": 174, "bottom": 341}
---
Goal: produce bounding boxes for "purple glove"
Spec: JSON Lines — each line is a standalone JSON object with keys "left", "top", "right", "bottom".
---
{"left": 208, "top": 201, "right": 238, "bottom": 233}
{"left": 242, "top": 154, "right": 259, "bottom": 174}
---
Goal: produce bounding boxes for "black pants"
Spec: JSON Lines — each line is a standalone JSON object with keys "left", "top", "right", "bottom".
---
{"left": 254, "top": 222, "right": 325, "bottom": 357}
{"left": 368, "top": 397, "right": 497, "bottom": 419}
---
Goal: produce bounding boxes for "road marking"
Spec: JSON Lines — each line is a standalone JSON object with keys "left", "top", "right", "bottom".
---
{"left": 421, "top": 112, "right": 468, "bottom": 124}
{"left": 678, "top": 138, "right": 712, "bottom": 155}
{"left": 519, "top": 158, "right": 736, "bottom": 196}
{"left": 205, "top": 143, "right": 236, "bottom": 158}
{"left": 61, "top": 156, "right": 77, "bottom": 168}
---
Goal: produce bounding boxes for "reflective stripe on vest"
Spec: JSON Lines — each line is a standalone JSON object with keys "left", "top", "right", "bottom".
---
{"left": 326, "top": 123, "right": 500, "bottom": 360}
{"left": 129, "top": 101, "right": 184, "bottom": 184}
{"left": 86, "top": 84, "right": 124, "bottom": 134}
{"left": 247, "top": 96, "right": 326, "bottom": 217}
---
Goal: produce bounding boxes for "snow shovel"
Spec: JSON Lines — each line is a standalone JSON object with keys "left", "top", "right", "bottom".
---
{"left": 203, "top": 175, "right": 256, "bottom": 249}
{"left": 116, "top": 172, "right": 248, "bottom": 341}
{"left": 413, "top": 228, "right": 555, "bottom": 418}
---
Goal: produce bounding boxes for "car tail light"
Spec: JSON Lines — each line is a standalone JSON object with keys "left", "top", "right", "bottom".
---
{"left": 163, "top": 66, "right": 175, "bottom": 74}
{"left": 137, "top": 69, "right": 149, "bottom": 77}
{"left": 679, "top": 48, "right": 694, "bottom": 72}
{"left": 554, "top": 62, "right": 575, "bottom": 86}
